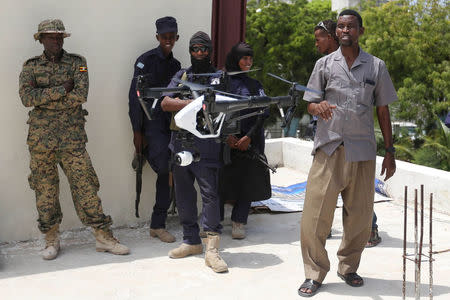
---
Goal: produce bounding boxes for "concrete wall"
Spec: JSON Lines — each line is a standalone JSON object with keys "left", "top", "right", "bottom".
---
{"left": 0, "top": 0, "right": 212, "bottom": 242}
{"left": 266, "top": 138, "right": 450, "bottom": 214}
{"left": 331, "top": 0, "right": 361, "bottom": 12}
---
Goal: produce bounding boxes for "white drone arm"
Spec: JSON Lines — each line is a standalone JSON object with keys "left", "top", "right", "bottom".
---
{"left": 174, "top": 94, "right": 237, "bottom": 138}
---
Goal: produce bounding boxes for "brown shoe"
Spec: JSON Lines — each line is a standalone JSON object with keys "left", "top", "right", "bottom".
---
{"left": 150, "top": 228, "right": 176, "bottom": 243}
{"left": 94, "top": 228, "right": 130, "bottom": 255}
{"left": 168, "top": 243, "right": 203, "bottom": 258}
{"left": 205, "top": 233, "right": 228, "bottom": 273}
{"left": 42, "top": 224, "right": 60, "bottom": 260}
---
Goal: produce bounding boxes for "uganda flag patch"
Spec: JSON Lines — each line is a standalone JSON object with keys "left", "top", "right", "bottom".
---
{"left": 79, "top": 66, "right": 87, "bottom": 72}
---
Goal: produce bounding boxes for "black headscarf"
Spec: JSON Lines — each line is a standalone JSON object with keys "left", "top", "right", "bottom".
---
{"left": 189, "top": 31, "right": 213, "bottom": 73}
{"left": 225, "top": 42, "right": 254, "bottom": 72}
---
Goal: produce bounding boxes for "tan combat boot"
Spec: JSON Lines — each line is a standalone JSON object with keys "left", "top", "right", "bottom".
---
{"left": 150, "top": 228, "right": 176, "bottom": 243}
{"left": 94, "top": 228, "right": 130, "bottom": 255}
{"left": 42, "top": 224, "right": 60, "bottom": 260}
{"left": 199, "top": 230, "right": 208, "bottom": 244}
{"left": 168, "top": 243, "right": 203, "bottom": 258}
{"left": 231, "top": 221, "right": 246, "bottom": 239}
{"left": 205, "top": 233, "right": 228, "bottom": 273}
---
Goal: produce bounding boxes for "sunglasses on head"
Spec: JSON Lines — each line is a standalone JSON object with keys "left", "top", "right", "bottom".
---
{"left": 317, "top": 21, "right": 329, "bottom": 33}
{"left": 190, "top": 45, "right": 208, "bottom": 53}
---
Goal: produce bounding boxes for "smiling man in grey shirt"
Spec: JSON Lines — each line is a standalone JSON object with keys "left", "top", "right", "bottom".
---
{"left": 298, "top": 10, "right": 397, "bottom": 297}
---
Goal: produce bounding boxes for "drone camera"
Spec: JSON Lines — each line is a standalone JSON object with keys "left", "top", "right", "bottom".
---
{"left": 174, "top": 151, "right": 201, "bottom": 167}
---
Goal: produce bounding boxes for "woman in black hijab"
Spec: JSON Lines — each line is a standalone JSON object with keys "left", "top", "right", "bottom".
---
{"left": 219, "top": 42, "right": 271, "bottom": 239}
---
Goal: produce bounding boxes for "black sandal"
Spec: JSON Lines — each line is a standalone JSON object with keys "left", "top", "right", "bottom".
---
{"left": 337, "top": 272, "right": 364, "bottom": 287}
{"left": 298, "top": 279, "right": 322, "bottom": 297}
{"left": 366, "top": 228, "right": 382, "bottom": 248}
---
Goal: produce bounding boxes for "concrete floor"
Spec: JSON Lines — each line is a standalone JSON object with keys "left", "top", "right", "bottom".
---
{"left": 1, "top": 168, "right": 449, "bottom": 300}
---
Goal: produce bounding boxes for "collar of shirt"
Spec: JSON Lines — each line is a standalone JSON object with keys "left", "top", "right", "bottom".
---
{"left": 334, "top": 47, "right": 370, "bottom": 71}
{"left": 38, "top": 49, "right": 71, "bottom": 65}
{"left": 156, "top": 45, "right": 174, "bottom": 60}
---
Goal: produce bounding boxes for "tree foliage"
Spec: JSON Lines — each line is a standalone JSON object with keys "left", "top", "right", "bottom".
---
{"left": 360, "top": 0, "right": 450, "bottom": 170}
{"left": 246, "top": 0, "right": 449, "bottom": 170}
{"left": 360, "top": 0, "right": 450, "bottom": 132}
{"left": 246, "top": 0, "right": 337, "bottom": 123}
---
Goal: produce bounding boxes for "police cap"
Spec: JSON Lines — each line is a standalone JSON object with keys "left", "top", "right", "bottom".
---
{"left": 156, "top": 16, "right": 178, "bottom": 34}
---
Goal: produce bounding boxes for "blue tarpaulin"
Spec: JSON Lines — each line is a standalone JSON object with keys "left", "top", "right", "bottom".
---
{"left": 252, "top": 178, "right": 391, "bottom": 212}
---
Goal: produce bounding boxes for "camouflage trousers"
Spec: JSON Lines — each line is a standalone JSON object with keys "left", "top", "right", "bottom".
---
{"left": 28, "top": 148, "right": 112, "bottom": 233}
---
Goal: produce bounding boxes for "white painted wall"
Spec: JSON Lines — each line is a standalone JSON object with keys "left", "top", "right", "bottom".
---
{"left": 331, "top": 0, "right": 361, "bottom": 12}
{"left": 0, "top": 0, "right": 212, "bottom": 242}
{"left": 266, "top": 138, "right": 450, "bottom": 214}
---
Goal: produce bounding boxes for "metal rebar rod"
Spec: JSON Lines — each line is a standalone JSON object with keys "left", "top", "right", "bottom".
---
{"left": 403, "top": 186, "right": 407, "bottom": 300}
{"left": 415, "top": 189, "right": 420, "bottom": 300}
{"left": 432, "top": 249, "right": 450, "bottom": 254}
{"left": 419, "top": 185, "right": 424, "bottom": 280}
{"left": 429, "top": 193, "right": 433, "bottom": 300}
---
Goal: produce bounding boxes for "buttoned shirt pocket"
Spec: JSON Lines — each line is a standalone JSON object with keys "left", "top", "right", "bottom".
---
{"left": 350, "top": 81, "right": 376, "bottom": 138}
{"left": 361, "top": 80, "right": 376, "bottom": 103}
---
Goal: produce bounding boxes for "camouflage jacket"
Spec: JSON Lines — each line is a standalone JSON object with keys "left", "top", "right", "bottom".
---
{"left": 19, "top": 50, "right": 89, "bottom": 151}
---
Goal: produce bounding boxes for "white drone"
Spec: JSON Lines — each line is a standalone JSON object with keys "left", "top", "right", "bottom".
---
{"left": 135, "top": 72, "right": 321, "bottom": 165}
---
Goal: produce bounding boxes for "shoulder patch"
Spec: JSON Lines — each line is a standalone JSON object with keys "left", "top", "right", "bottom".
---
{"left": 136, "top": 62, "right": 145, "bottom": 69}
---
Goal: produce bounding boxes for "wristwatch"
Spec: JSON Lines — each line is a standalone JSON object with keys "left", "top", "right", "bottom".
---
{"left": 385, "top": 146, "right": 396, "bottom": 154}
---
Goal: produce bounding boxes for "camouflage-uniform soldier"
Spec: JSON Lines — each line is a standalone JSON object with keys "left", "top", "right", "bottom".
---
{"left": 19, "top": 19, "right": 129, "bottom": 260}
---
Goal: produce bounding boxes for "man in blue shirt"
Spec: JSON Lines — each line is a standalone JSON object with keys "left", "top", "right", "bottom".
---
{"left": 128, "top": 16, "right": 180, "bottom": 243}
{"left": 161, "top": 31, "right": 227, "bottom": 273}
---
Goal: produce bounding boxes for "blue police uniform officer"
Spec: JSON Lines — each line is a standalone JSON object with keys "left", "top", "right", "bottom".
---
{"left": 128, "top": 16, "right": 180, "bottom": 243}
{"left": 161, "top": 31, "right": 228, "bottom": 273}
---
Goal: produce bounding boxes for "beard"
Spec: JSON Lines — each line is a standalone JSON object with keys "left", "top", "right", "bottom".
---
{"left": 191, "top": 55, "right": 212, "bottom": 74}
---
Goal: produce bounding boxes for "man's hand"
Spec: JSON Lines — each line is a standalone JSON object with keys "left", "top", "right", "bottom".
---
{"left": 309, "top": 101, "right": 337, "bottom": 121}
{"left": 380, "top": 152, "right": 396, "bottom": 181}
{"left": 161, "top": 96, "right": 192, "bottom": 112}
{"left": 133, "top": 131, "right": 144, "bottom": 154}
{"left": 63, "top": 79, "right": 74, "bottom": 93}
{"left": 236, "top": 136, "right": 251, "bottom": 151}
{"left": 226, "top": 135, "right": 239, "bottom": 149}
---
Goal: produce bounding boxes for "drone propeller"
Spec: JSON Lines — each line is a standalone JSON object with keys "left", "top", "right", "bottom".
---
{"left": 227, "top": 68, "right": 260, "bottom": 75}
{"left": 183, "top": 71, "right": 223, "bottom": 77}
{"left": 174, "top": 78, "right": 248, "bottom": 100}
{"left": 267, "top": 73, "right": 292, "bottom": 85}
{"left": 214, "top": 90, "right": 249, "bottom": 99}
{"left": 191, "top": 68, "right": 260, "bottom": 77}
{"left": 267, "top": 73, "right": 323, "bottom": 95}
{"left": 172, "top": 78, "right": 211, "bottom": 92}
